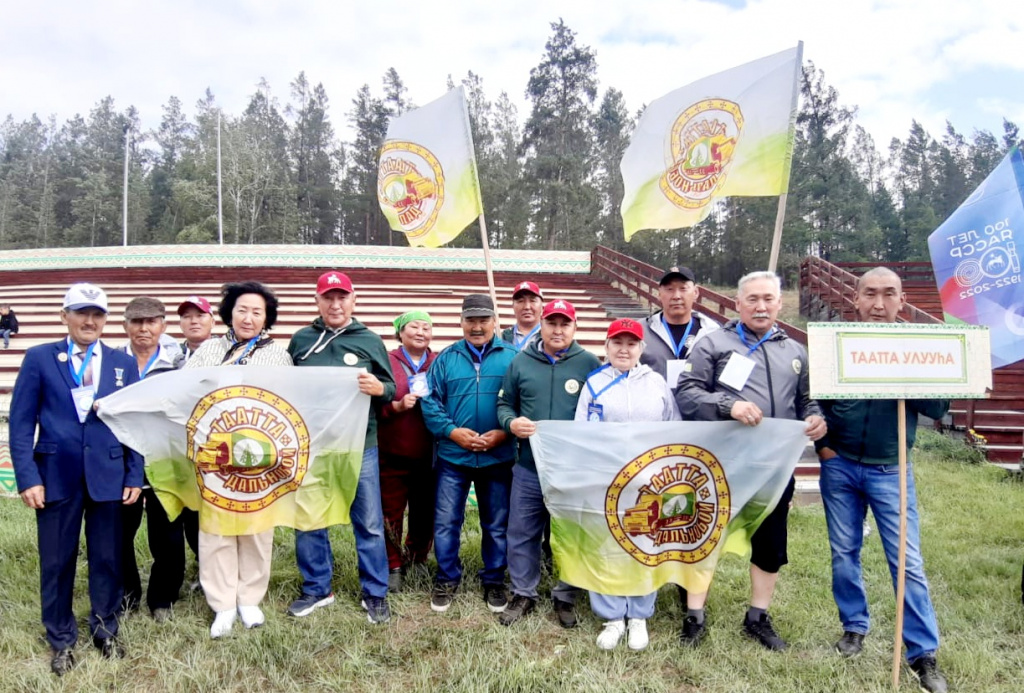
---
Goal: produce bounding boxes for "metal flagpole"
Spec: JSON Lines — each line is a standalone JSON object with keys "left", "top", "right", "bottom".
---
{"left": 122, "top": 124, "right": 130, "bottom": 246}
{"left": 478, "top": 213, "right": 500, "bottom": 329}
{"left": 217, "top": 111, "right": 224, "bottom": 245}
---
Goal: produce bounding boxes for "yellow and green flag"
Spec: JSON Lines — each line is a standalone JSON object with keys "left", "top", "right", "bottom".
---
{"left": 530, "top": 419, "right": 808, "bottom": 594}
{"left": 377, "top": 86, "right": 483, "bottom": 248}
{"left": 98, "top": 367, "right": 369, "bottom": 536}
{"left": 620, "top": 43, "right": 803, "bottom": 240}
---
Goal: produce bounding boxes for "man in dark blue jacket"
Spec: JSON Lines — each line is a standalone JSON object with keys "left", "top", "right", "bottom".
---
{"left": 816, "top": 267, "right": 949, "bottom": 693}
{"left": 8, "top": 283, "right": 143, "bottom": 675}
{"left": 421, "top": 294, "right": 516, "bottom": 614}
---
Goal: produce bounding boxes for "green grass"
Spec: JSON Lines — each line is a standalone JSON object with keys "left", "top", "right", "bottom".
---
{"left": 1, "top": 446, "right": 1023, "bottom": 692}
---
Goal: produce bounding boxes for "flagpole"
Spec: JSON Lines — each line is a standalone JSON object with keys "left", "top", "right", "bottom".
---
{"left": 767, "top": 193, "right": 787, "bottom": 273}
{"left": 122, "top": 123, "right": 130, "bottom": 246}
{"left": 891, "top": 399, "right": 909, "bottom": 689}
{"left": 478, "top": 213, "right": 500, "bottom": 329}
{"left": 217, "top": 111, "right": 224, "bottom": 245}
{"left": 768, "top": 40, "right": 803, "bottom": 275}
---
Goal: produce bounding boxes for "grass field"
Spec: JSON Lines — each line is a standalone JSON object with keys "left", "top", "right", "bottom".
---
{"left": 1, "top": 431, "right": 1022, "bottom": 692}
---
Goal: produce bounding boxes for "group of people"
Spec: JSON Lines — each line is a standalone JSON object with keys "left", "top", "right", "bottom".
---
{"left": 7, "top": 266, "right": 949, "bottom": 692}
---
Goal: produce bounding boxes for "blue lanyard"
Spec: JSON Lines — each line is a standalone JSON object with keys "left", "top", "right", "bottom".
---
{"left": 737, "top": 323, "right": 774, "bottom": 356}
{"left": 586, "top": 364, "right": 629, "bottom": 402}
{"left": 661, "top": 315, "right": 694, "bottom": 359}
{"left": 139, "top": 349, "right": 161, "bottom": 378}
{"left": 230, "top": 337, "right": 259, "bottom": 364}
{"left": 401, "top": 346, "right": 427, "bottom": 374}
{"left": 513, "top": 324, "right": 540, "bottom": 350}
{"left": 68, "top": 341, "right": 97, "bottom": 387}
{"left": 466, "top": 341, "right": 489, "bottom": 363}
{"left": 542, "top": 346, "right": 569, "bottom": 365}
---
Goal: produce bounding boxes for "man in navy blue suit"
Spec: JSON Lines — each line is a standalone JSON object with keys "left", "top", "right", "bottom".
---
{"left": 9, "top": 283, "right": 144, "bottom": 676}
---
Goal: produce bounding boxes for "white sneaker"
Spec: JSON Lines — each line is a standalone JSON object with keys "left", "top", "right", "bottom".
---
{"left": 596, "top": 619, "right": 626, "bottom": 650}
{"left": 210, "top": 610, "right": 236, "bottom": 638}
{"left": 238, "top": 605, "right": 265, "bottom": 629}
{"left": 627, "top": 618, "right": 649, "bottom": 650}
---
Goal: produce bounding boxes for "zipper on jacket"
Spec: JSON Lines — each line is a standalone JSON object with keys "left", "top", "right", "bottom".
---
{"left": 761, "top": 347, "right": 776, "bottom": 418}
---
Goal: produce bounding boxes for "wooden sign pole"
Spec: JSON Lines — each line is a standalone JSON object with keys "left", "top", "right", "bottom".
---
{"left": 891, "top": 398, "right": 909, "bottom": 689}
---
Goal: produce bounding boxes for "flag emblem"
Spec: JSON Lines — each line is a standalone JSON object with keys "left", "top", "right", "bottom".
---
{"left": 607, "top": 444, "right": 730, "bottom": 566}
{"left": 187, "top": 385, "right": 309, "bottom": 513}
{"left": 378, "top": 141, "right": 445, "bottom": 240}
{"left": 660, "top": 100, "right": 743, "bottom": 212}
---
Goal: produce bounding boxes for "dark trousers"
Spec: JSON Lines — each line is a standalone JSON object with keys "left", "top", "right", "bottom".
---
{"left": 379, "top": 452, "right": 435, "bottom": 571}
{"left": 37, "top": 492, "right": 123, "bottom": 649}
{"left": 123, "top": 488, "right": 199, "bottom": 611}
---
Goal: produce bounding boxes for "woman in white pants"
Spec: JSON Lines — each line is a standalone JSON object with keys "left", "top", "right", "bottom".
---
{"left": 574, "top": 318, "right": 681, "bottom": 651}
{"left": 184, "top": 281, "right": 293, "bottom": 638}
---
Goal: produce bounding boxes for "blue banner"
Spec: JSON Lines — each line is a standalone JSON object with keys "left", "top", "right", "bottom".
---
{"left": 928, "top": 147, "right": 1024, "bottom": 369}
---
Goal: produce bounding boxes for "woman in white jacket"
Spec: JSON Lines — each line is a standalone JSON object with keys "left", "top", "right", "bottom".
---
{"left": 574, "top": 318, "right": 681, "bottom": 651}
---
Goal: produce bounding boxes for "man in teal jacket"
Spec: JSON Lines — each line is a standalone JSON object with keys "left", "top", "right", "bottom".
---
{"left": 496, "top": 299, "right": 599, "bottom": 628}
{"left": 286, "top": 271, "right": 396, "bottom": 625}
{"left": 420, "top": 294, "right": 516, "bottom": 614}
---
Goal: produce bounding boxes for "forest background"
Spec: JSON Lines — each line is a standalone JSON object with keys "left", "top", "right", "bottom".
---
{"left": 1, "top": 21, "right": 1021, "bottom": 285}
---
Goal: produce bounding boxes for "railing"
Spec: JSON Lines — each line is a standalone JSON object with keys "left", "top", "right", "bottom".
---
{"left": 801, "top": 257, "right": 941, "bottom": 325}
{"left": 591, "top": 246, "right": 808, "bottom": 344}
{"left": 835, "top": 261, "right": 936, "bottom": 284}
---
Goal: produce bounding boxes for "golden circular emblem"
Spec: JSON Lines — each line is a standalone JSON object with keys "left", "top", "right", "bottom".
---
{"left": 565, "top": 379, "right": 580, "bottom": 395}
{"left": 792, "top": 358, "right": 802, "bottom": 374}
{"left": 58, "top": 353, "right": 68, "bottom": 362}
{"left": 343, "top": 353, "right": 359, "bottom": 366}
{"left": 606, "top": 444, "right": 730, "bottom": 566}
{"left": 660, "top": 99, "right": 744, "bottom": 212}
{"left": 377, "top": 141, "right": 445, "bottom": 240}
{"left": 186, "top": 386, "right": 309, "bottom": 513}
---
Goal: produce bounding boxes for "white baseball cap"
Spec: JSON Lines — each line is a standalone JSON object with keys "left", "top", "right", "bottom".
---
{"left": 63, "top": 283, "right": 109, "bottom": 313}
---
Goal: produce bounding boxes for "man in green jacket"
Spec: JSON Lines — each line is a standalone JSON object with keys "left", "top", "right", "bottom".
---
{"left": 286, "top": 271, "right": 397, "bottom": 625}
{"left": 817, "top": 267, "right": 949, "bottom": 693}
{"left": 496, "top": 299, "right": 600, "bottom": 627}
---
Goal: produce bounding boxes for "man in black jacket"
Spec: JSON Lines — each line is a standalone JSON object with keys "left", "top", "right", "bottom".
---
{"left": 816, "top": 267, "right": 948, "bottom": 693}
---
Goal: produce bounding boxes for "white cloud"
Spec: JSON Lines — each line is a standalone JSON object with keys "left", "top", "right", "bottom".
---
{"left": 0, "top": 0, "right": 1019, "bottom": 152}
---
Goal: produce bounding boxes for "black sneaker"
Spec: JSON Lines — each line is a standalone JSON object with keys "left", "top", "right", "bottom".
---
{"left": 483, "top": 584, "right": 508, "bottom": 613}
{"left": 388, "top": 568, "right": 403, "bottom": 593}
{"left": 909, "top": 655, "right": 948, "bottom": 693}
{"left": 287, "top": 592, "right": 335, "bottom": 617}
{"left": 360, "top": 596, "right": 392, "bottom": 625}
{"left": 430, "top": 582, "right": 458, "bottom": 613}
{"left": 498, "top": 595, "right": 536, "bottom": 626}
{"left": 553, "top": 598, "right": 578, "bottom": 629}
{"left": 835, "top": 631, "right": 865, "bottom": 657}
{"left": 742, "top": 612, "right": 787, "bottom": 651}
{"left": 679, "top": 615, "right": 706, "bottom": 648}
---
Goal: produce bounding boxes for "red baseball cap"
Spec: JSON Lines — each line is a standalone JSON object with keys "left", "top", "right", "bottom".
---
{"left": 177, "top": 295, "right": 212, "bottom": 315}
{"left": 512, "top": 281, "right": 543, "bottom": 299}
{"left": 316, "top": 271, "right": 354, "bottom": 295}
{"left": 606, "top": 318, "right": 644, "bottom": 341}
{"left": 541, "top": 299, "right": 576, "bottom": 322}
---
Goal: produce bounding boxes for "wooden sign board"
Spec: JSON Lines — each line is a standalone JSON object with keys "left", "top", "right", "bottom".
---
{"left": 807, "top": 322, "right": 992, "bottom": 399}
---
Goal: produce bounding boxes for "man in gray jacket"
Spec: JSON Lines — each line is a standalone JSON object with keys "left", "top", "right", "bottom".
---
{"left": 676, "top": 271, "right": 826, "bottom": 651}
{"left": 641, "top": 266, "right": 719, "bottom": 392}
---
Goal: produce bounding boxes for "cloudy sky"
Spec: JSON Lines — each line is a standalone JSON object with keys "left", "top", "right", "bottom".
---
{"left": 2, "top": 0, "right": 1021, "bottom": 151}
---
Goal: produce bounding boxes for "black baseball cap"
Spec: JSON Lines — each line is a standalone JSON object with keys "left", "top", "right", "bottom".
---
{"left": 658, "top": 266, "right": 696, "bottom": 285}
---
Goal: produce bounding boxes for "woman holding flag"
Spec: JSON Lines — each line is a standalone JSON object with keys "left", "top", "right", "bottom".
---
{"left": 574, "top": 318, "right": 681, "bottom": 651}
{"left": 378, "top": 310, "right": 437, "bottom": 591}
{"left": 184, "top": 281, "right": 293, "bottom": 638}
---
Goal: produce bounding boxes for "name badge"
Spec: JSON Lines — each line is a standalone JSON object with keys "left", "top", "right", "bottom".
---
{"left": 666, "top": 359, "right": 688, "bottom": 391}
{"left": 409, "top": 372, "right": 431, "bottom": 397}
{"left": 587, "top": 402, "right": 604, "bottom": 422}
{"left": 718, "top": 352, "right": 756, "bottom": 392}
{"left": 71, "top": 386, "right": 95, "bottom": 424}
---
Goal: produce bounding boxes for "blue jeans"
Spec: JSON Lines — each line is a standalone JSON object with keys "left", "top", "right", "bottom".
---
{"left": 589, "top": 592, "right": 657, "bottom": 620}
{"left": 294, "top": 446, "right": 389, "bottom": 600}
{"left": 433, "top": 457, "right": 512, "bottom": 586}
{"left": 819, "top": 454, "right": 940, "bottom": 661}
{"left": 507, "top": 464, "right": 580, "bottom": 603}
{"left": 1, "top": 329, "right": 11, "bottom": 348}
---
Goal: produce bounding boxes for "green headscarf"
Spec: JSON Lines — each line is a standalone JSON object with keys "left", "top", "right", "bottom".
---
{"left": 393, "top": 310, "right": 432, "bottom": 337}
